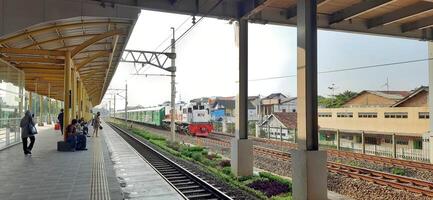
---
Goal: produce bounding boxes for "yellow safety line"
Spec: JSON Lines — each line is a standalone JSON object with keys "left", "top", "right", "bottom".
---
{"left": 90, "top": 137, "right": 111, "bottom": 200}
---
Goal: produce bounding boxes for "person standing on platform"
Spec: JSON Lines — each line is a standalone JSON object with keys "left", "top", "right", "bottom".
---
{"left": 20, "top": 110, "right": 37, "bottom": 156}
{"left": 92, "top": 112, "right": 101, "bottom": 137}
{"left": 57, "top": 109, "right": 64, "bottom": 135}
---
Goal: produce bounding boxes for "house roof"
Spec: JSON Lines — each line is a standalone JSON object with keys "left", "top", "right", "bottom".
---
{"left": 391, "top": 86, "right": 428, "bottom": 107}
{"left": 263, "top": 93, "right": 287, "bottom": 100}
{"left": 343, "top": 90, "right": 410, "bottom": 106}
{"left": 281, "top": 97, "right": 297, "bottom": 103}
{"left": 262, "top": 112, "right": 297, "bottom": 129}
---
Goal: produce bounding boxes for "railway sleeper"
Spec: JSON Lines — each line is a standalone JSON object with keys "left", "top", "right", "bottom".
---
{"left": 176, "top": 185, "right": 201, "bottom": 190}
{"left": 186, "top": 193, "right": 213, "bottom": 199}
{"left": 180, "top": 189, "right": 207, "bottom": 194}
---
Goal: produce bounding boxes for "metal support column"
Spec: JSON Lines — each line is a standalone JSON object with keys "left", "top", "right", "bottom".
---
{"left": 230, "top": 19, "right": 253, "bottom": 177}
{"left": 63, "top": 51, "right": 72, "bottom": 141}
{"left": 28, "top": 92, "right": 33, "bottom": 112}
{"left": 38, "top": 95, "right": 44, "bottom": 126}
{"left": 428, "top": 41, "right": 433, "bottom": 163}
{"left": 71, "top": 70, "right": 77, "bottom": 120}
{"left": 47, "top": 83, "right": 52, "bottom": 124}
{"left": 292, "top": 0, "right": 327, "bottom": 199}
{"left": 392, "top": 133, "right": 397, "bottom": 158}
{"left": 170, "top": 27, "right": 177, "bottom": 142}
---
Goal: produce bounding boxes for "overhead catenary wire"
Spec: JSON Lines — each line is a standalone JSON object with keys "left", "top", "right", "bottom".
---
{"left": 247, "top": 57, "right": 433, "bottom": 82}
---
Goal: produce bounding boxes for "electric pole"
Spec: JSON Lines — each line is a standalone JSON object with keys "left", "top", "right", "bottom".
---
{"left": 170, "top": 27, "right": 176, "bottom": 142}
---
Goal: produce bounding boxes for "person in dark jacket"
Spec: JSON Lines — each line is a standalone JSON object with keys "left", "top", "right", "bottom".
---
{"left": 20, "top": 110, "right": 36, "bottom": 156}
{"left": 57, "top": 109, "right": 64, "bottom": 135}
{"left": 66, "top": 119, "right": 78, "bottom": 151}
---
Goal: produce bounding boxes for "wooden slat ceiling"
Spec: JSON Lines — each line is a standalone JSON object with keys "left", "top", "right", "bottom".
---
{"left": 0, "top": 17, "right": 134, "bottom": 106}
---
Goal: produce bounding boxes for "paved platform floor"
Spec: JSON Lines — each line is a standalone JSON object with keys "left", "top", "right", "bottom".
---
{"left": 102, "top": 121, "right": 183, "bottom": 200}
{"left": 0, "top": 124, "right": 123, "bottom": 200}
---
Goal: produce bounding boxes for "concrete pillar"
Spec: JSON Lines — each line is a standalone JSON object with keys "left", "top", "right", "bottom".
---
{"left": 392, "top": 134, "right": 397, "bottom": 158}
{"left": 428, "top": 41, "right": 433, "bottom": 163}
{"left": 255, "top": 123, "right": 260, "bottom": 137}
{"left": 292, "top": 1, "right": 327, "bottom": 199}
{"left": 361, "top": 131, "right": 365, "bottom": 154}
{"left": 336, "top": 129, "right": 340, "bottom": 150}
{"left": 63, "top": 51, "right": 72, "bottom": 141}
{"left": 231, "top": 19, "right": 253, "bottom": 177}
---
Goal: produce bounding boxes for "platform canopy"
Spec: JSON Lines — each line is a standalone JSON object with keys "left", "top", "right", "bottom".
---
{"left": 0, "top": 17, "right": 134, "bottom": 105}
{"left": 106, "top": 0, "right": 433, "bottom": 41}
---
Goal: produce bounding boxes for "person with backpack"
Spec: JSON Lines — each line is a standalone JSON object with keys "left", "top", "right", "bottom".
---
{"left": 92, "top": 112, "right": 101, "bottom": 137}
{"left": 20, "top": 110, "right": 37, "bottom": 156}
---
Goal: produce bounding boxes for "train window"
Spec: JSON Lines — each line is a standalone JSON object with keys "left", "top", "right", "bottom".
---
{"left": 188, "top": 108, "right": 192, "bottom": 113}
{"left": 193, "top": 105, "right": 198, "bottom": 110}
{"left": 199, "top": 106, "right": 204, "bottom": 110}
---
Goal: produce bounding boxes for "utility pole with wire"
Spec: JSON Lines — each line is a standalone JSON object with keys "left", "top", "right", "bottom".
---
{"left": 170, "top": 27, "right": 176, "bottom": 142}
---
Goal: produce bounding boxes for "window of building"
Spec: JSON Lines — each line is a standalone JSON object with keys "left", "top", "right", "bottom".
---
{"left": 384, "top": 112, "right": 408, "bottom": 119}
{"left": 413, "top": 139, "right": 423, "bottom": 150}
{"left": 337, "top": 112, "right": 353, "bottom": 118}
{"left": 419, "top": 112, "right": 429, "bottom": 119}
{"left": 318, "top": 112, "right": 332, "bottom": 117}
{"left": 365, "top": 137, "right": 379, "bottom": 145}
{"left": 358, "top": 112, "right": 377, "bottom": 118}
{"left": 341, "top": 135, "right": 353, "bottom": 140}
{"left": 396, "top": 139, "right": 409, "bottom": 145}
{"left": 384, "top": 138, "right": 392, "bottom": 144}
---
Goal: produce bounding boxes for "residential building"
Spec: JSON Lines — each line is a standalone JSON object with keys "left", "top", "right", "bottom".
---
{"left": 260, "top": 112, "right": 297, "bottom": 141}
{"left": 342, "top": 90, "right": 410, "bottom": 108}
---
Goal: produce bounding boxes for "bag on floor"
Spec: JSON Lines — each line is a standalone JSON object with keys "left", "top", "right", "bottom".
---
{"left": 76, "top": 135, "right": 87, "bottom": 150}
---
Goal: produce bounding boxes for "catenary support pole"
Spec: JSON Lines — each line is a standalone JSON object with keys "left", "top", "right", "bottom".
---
{"left": 292, "top": 0, "right": 327, "bottom": 199}
{"left": 170, "top": 27, "right": 177, "bottom": 142}
{"left": 231, "top": 19, "right": 253, "bottom": 177}
{"left": 113, "top": 93, "right": 116, "bottom": 118}
{"left": 125, "top": 82, "right": 128, "bottom": 126}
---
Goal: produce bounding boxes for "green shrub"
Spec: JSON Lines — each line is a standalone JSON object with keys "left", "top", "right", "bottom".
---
{"left": 222, "top": 167, "right": 233, "bottom": 176}
{"left": 391, "top": 167, "right": 406, "bottom": 176}
{"left": 167, "top": 141, "right": 181, "bottom": 151}
{"left": 259, "top": 172, "right": 292, "bottom": 189}
{"left": 238, "top": 175, "right": 255, "bottom": 182}
{"left": 191, "top": 152, "right": 203, "bottom": 162}
{"left": 201, "top": 158, "right": 216, "bottom": 167}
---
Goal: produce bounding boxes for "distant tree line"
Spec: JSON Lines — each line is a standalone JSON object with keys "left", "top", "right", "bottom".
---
{"left": 318, "top": 90, "right": 357, "bottom": 108}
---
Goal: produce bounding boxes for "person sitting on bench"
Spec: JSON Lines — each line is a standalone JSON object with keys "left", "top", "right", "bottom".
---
{"left": 65, "top": 119, "right": 78, "bottom": 151}
{"left": 75, "top": 119, "right": 88, "bottom": 150}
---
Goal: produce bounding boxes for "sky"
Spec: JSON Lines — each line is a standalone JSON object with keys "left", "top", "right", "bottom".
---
{"left": 101, "top": 10, "right": 429, "bottom": 109}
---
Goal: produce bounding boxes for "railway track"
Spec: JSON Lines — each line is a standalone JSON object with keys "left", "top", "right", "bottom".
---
{"left": 108, "top": 122, "right": 233, "bottom": 200}
{"left": 208, "top": 132, "right": 433, "bottom": 197}
{"left": 211, "top": 131, "right": 433, "bottom": 171}
{"left": 112, "top": 119, "right": 433, "bottom": 197}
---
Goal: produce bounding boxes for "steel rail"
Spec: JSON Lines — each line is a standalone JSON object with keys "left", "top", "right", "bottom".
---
{"left": 107, "top": 122, "right": 233, "bottom": 200}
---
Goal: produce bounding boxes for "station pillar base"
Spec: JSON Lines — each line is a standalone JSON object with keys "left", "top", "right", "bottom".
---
{"left": 292, "top": 150, "right": 327, "bottom": 200}
{"left": 231, "top": 138, "right": 253, "bottom": 177}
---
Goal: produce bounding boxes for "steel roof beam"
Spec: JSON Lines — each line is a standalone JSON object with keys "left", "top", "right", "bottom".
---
{"left": 16, "top": 63, "right": 64, "bottom": 70}
{"left": 76, "top": 51, "right": 110, "bottom": 70}
{"left": 329, "top": 0, "right": 394, "bottom": 25}
{"left": 0, "top": 48, "right": 65, "bottom": 56}
{"left": 22, "top": 34, "right": 100, "bottom": 49}
{"left": 367, "top": 1, "right": 433, "bottom": 29}
{"left": 71, "top": 30, "right": 124, "bottom": 58}
{"left": 2, "top": 57, "right": 64, "bottom": 64}
{"left": 401, "top": 16, "right": 433, "bottom": 32}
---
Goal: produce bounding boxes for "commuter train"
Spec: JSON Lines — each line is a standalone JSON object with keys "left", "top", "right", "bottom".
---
{"left": 115, "top": 102, "right": 213, "bottom": 137}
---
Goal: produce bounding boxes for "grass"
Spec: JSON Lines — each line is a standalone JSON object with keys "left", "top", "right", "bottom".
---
{"left": 391, "top": 167, "right": 406, "bottom": 176}
{"left": 111, "top": 120, "right": 292, "bottom": 199}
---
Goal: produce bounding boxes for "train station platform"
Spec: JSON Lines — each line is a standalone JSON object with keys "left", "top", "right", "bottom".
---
{"left": 0, "top": 122, "right": 183, "bottom": 200}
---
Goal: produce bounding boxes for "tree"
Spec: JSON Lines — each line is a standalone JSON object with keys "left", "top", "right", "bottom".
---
{"left": 318, "top": 90, "right": 357, "bottom": 108}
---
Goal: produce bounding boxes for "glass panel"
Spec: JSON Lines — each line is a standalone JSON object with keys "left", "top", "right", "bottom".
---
{"left": 0, "top": 59, "right": 24, "bottom": 149}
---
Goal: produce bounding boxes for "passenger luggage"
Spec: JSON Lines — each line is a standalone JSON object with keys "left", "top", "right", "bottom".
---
{"left": 76, "top": 135, "right": 87, "bottom": 150}
{"left": 57, "top": 141, "right": 72, "bottom": 152}
{"left": 54, "top": 123, "right": 60, "bottom": 130}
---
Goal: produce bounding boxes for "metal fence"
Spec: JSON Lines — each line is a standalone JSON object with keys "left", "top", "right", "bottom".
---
{"left": 0, "top": 118, "right": 21, "bottom": 150}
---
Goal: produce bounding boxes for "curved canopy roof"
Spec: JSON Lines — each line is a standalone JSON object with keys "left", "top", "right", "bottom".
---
{"left": 0, "top": 17, "right": 135, "bottom": 105}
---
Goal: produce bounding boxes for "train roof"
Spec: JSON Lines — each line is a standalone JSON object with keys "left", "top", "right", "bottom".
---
{"left": 126, "top": 106, "right": 165, "bottom": 112}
